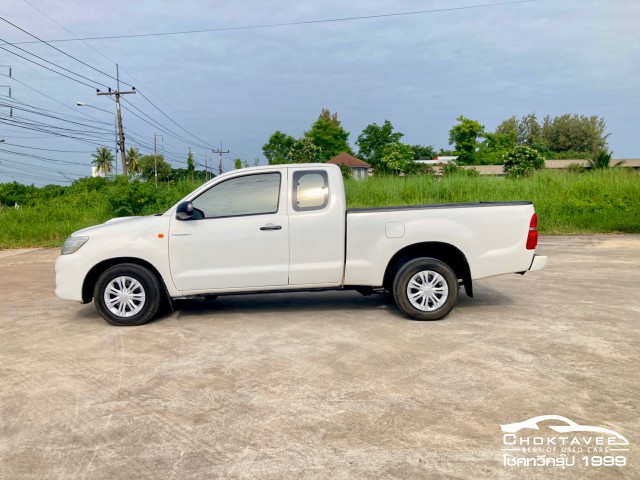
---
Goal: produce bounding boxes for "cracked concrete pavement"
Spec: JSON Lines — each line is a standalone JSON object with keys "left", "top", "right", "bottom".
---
{"left": 0, "top": 236, "right": 638, "bottom": 479}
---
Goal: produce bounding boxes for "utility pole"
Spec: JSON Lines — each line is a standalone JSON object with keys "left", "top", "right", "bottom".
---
{"left": 114, "top": 117, "right": 118, "bottom": 176}
{"left": 96, "top": 64, "right": 135, "bottom": 175}
{"left": 212, "top": 141, "right": 229, "bottom": 176}
{"left": 204, "top": 152, "right": 208, "bottom": 181}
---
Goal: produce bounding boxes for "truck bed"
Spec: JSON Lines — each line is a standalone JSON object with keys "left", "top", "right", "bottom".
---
{"left": 344, "top": 201, "right": 537, "bottom": 286}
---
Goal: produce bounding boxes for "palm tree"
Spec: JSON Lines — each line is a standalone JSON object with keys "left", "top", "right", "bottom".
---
{"left": 91, "top": 146, "right": 114, "bottom": 176}
{"left": 588, "top": 149, "right": 623, "bottom": 169}
{"left": 126, "top": 147, "right": 142, "bottom": 175}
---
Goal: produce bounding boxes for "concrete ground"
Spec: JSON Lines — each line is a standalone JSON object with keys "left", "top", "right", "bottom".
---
{"left": 0, "top": 236, "right": 638, "bottom": 479}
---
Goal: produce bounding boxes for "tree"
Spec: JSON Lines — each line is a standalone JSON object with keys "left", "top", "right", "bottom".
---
{"left": 187, "top": 148, "right": 195, "bottom": 181}
{"left": 91, "top": 146, "right": 114, "bottom": 175}
{"left": 542, "top": 114, "right": 609, "bottom": 153}
{"left": 337, "top": 163, "right": 352, "bottom": 180}
{"left": 125, "top": 147, "right": 142, "bottom": 175}
{"left": 495, "top": 116, "right": 518, "bottom": 137}
{"left": 448, "top": 116, "right": 485, "bottom": 165}
{"left": 356, "top": 120, "right": 404, "bottom": 168}
{"left": 286, "top": 137, "right": 323, "bottom": 163}
{"left": 137, "top": 154, "right": 173, "bottom": 182}
{"left": 477, "top": 131, "right": 517, "bottom": 164}
{"left": 378, "top": 143, "right": 418, "bottom": 175}
{"left": 410, "top": 144, "right": 437, "bottom": 161}
{"left": 263, "top": 130, "right": 295, "bottom": 165}
{"left": 496, "top": 113, "right": 543, "bottom": 146}
{"left": 502, "top": 146, "right": 545, "bottom": 178}
{"left": 317, "top": 108, "right": 341, "bottom": 126}
{"left": 305, "top": 109, "right": 352, "bottom": 161}
{"left": 234, "top": 158, "right": 243, "bottom": 169}
{"left": 518, "top": 113, "right": 543, "bottom": 146}
{"left": 495, "top": 113, "right": 609, "bottom": 158}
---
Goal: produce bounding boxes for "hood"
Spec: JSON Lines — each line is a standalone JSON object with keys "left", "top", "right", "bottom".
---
{"left": 71, "top": 214, "right": 168, "bottom": 237}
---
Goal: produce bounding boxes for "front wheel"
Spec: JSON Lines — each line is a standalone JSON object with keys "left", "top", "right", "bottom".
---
{"left": 392, "top": 258, "right": 459, "bottom": 321}
{"left": 94, "top": 263, "right": 162, "bottom": 326}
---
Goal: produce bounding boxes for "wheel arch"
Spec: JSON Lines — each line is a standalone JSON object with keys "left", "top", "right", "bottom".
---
{"left": 82, "top": 257, "right": 170, "bottom": 304}
{"left": 383, "top": 242, "right": 473, "bottom": 297}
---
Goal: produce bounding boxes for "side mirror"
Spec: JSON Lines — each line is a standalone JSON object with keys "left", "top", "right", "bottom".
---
{"left": 175, "top": 201, "right": 194, "bottom": 221}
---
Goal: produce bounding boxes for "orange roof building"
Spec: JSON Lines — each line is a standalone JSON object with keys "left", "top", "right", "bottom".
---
{"left": 328, "top": 152, "right": 371, "bottom": 179}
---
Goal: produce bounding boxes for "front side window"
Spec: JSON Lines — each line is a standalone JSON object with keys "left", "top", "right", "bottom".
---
{"left": 193, "top": 172, "right": 280, "bottom": 218}
{"left": 292, "top": 170, "right": 329, "bottom": 211}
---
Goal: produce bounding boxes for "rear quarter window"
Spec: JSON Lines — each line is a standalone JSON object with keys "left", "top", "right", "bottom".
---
{"left": 292, "top": 170, "right": 329, "bottom": 211}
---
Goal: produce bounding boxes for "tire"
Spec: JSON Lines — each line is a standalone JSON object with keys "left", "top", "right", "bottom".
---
{"left": 93, "top": 263, "right": 162, "bottom": 326}
{"left": 392, "top": 257, "right": 459, "bottom": 321}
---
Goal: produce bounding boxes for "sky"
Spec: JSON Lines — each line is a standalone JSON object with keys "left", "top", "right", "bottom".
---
{"left": 0, "top": 0, "right": 639, "bottom": 185}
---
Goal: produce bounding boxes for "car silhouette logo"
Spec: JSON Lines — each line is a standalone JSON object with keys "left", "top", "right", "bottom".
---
{"left": 501, "top": 415, "right": 629, "bottom": 446}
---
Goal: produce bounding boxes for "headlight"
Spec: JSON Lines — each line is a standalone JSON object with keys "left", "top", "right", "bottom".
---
{"left": 61, "top": 236, "right": 89, "bottom": 255}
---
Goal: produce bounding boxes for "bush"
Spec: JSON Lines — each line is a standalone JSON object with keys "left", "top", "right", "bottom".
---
{"left": 565, "top": 163, "right": 585, "bottom": 173}
{"left": 503, "top": 146, "right": 545, "bottom": 178}
{"left": 441, "top": 162, "right": 479, "bottom": 177}
{"left": 416, "top": 164, "right": 435, "bottom": 176}
{"left": 106, "top": 178, "right": 161, "bottom": 216}
{"left": 337, "top": 163, "right": 352, "bottom": 180}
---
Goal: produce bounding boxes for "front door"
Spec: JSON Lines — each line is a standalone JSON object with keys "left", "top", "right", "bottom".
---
{"left": 168, "top": 171, "right": 289, "bottom": 291}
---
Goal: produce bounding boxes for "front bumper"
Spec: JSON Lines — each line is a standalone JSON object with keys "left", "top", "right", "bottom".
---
{"left": 55, "top": 252, "right": 90, "bottom": 303}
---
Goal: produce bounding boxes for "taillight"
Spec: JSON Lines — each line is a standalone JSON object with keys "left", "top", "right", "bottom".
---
{"left": 526, "top": 213, "right": 538, "bottom": 250}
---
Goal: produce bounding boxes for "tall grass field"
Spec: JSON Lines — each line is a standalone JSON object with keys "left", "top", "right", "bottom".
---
{"left": 0, "top": 169, "right": 638, "bottom": 248}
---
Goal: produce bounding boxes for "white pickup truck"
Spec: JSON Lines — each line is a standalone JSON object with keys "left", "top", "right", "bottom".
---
{"left": 55, "top": 163, "right": 546, "bottom": 326}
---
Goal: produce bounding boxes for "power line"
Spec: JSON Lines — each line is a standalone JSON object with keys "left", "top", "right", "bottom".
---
{"left": 0, "top": 36, "right": 110, "bottom": 89}
{"left": 0, "top": 157, "right": 82, "bottom": 176}
{"left": 8, "top": 1, "right": 539, "bottom": 44}
{"left": 0, "top": 117, "right": 113, "bottom": 147}
{"left": 3, "top": 142, "right": 93, "bottom": 154}
{"left": 0, "top": 15, "right": 133, "bottom": 88}
{"left": 136, "top": 90, "right": 217, "bottom": 150}
{"left": 119, "top": 97, "right": 210, "bottom": 150}
{"left": 0, "top": 147, "right": 91, "bottom": 166}
{"left": 0, "top": 100, "right": 114, "bottom": 131}
{"left": 19, "top": 0, "right": 119, "bottom": 68}
{"left": 0, "top": 166, "right": 74, "bottom": 184}
{"left": 14, "top": 2, "right": 229, "bottom": 158}
{"left": 0, "top": 44, "right": 97, "bottom": 89}
{"left": 1, "top": 112, "right": 113, "bottom": 136}
{"left": 0, "top": 154, "right": 89, "bottom": 173}
{"left": 0, "top": 94, "right": 110, "bottom": 125}
{"left": 0, "top": 73, "right": 103, "bottom": 122}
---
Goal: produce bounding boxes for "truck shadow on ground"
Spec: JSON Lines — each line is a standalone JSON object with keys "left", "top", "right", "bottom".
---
{"left": 167, "top": 286, "right": 515, "bottom": 321}
{"left": 70, "top": 286, "right": 514, "bottom": 325}
{"left": 172, "top": 290, "right": 397, "bottom": 317}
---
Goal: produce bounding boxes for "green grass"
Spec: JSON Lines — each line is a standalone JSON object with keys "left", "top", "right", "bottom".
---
{"left": 1, "top": 169, "right": 638, "bottom": 248}
{"left": 345, "top": 169, "right": 640, "bottom": 234}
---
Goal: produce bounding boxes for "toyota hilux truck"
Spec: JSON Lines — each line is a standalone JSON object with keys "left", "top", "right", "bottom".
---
{"left": 55, "top": 163, "right": 546, "bottom": 326}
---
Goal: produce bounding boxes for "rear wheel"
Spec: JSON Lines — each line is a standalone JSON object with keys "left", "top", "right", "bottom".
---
{"left": 94, "top": 264, "right": 162, "bottom": 326}
{"left": 392, "top": 257, "right": 458, "bottom": 321}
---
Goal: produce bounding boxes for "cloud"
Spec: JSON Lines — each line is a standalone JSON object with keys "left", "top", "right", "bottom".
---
{"left": 1, "top": 0, "right": 638, "bottom": 184}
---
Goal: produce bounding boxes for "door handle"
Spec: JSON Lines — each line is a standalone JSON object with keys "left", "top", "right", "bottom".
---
{"left": 260, "top": 224, "right": 282, "bottom": 231}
